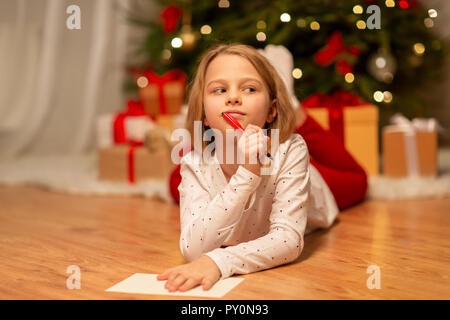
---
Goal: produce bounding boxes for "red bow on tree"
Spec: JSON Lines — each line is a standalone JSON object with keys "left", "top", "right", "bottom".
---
{"left": 314, "top": 32, "right": 360, "bottom": 75}
{"left": 159, "top": 5, "right": 183, "bottom": 33}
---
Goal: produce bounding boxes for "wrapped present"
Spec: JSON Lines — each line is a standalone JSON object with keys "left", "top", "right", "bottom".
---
{"left": 96, "top": 100, "right": 155, "bottom": 148}
{"left": 145, "top": 127, "right": 173, "bottom": 153}
{"left": 156, "top": 110, "right": 186, "bottom": 133}
{"left": 137, "top": 69, "right": 186, "bottom": 117}
{"left": 382, "top": 114, "right": 437, "bottom": 177}
{"left": 303, "top": 91, "right": 379, "bottom": 176}
{"left": 98, "top": 144, "right": 175, "bottom": 183}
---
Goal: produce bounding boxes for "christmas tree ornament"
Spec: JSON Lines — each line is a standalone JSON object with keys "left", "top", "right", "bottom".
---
{"left": 314, "top": 32, "right": 360, "bottom": 75}
{"left": 159, "top": 5, "right": 183, "bottom": 34}
{"left": 179, "top": 24, "right": 199, "bottom": 51}
{"left": 161, "top": 49, "right": 172, "bottom": 64}
{"left": 367, "top": 48, "right": 397, "bottom": 83}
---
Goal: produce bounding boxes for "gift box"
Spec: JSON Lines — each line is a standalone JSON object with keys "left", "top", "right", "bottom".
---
{"left": 382, "top": 114, "right": 437, "bottom": 177}
{"left": 98, "top": 145, "right": 175, "bottom": 183}
{"left": 145, "top": 127, "right": 173, "bottom": 153}
{"left": 156, "top": 111, "right": 186, "bottom": 133}
{"left": 137, "top": 69, "right": 186, "bottom": 118}
{"left": 96, "top": 100, "right": 155, "bottom": 148}
{"left": 303, "top": 91, "right": 379, "bottom": 176}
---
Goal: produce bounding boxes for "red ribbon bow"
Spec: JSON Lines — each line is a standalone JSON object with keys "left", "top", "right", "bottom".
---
{"left": 159, "top": 5, "right": 183, "bottom": 33}
{"left": 113, "top": 100, "right": 152, "bottom": 184}
{"left": 302, "top": 91, "right": 368, "bottom": 142}
{"left": 314, "top": 32, "right": 360, "bottom": 75}
{"left": 113, "top": 100, "right": 149, "bottom": 146}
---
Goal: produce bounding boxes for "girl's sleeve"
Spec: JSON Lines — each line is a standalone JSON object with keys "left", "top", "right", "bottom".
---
{"left": 178, "top": 153, "right": 262, "bottom": 262}
{"left": 205, "top": 135, "right": 310, "bottom": 279}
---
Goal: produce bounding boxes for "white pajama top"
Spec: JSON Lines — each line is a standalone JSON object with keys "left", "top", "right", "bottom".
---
{"left": 178, "top": 133, "right": 339, "bottom": 279}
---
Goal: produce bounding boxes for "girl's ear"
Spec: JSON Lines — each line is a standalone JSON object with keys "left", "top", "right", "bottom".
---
{"left": 204, "top": 117, "right": 210, "bottom": 127}
{"left": 266, "top": 99, "right": 278, "bottom": 123}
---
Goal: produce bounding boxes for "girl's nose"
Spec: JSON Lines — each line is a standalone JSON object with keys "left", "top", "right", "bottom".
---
{"left": 226, "top": 94, "right": 241, "bottom": 105}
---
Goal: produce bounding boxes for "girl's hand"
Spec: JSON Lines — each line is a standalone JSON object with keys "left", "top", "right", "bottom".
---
{"left": 237, "top": 124, "right": 270, "bottom": 176}
{"left": 157, "top": 255, "right": 221, "bottom": 292}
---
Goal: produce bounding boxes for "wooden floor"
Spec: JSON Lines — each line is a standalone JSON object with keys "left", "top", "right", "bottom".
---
{"left": 0, "top": 185, "right": 449, "bottom": 300}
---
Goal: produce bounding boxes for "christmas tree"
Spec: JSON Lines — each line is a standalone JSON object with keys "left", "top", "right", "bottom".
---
{"left": 126, "top": 0, "right": 448, "bottom": 123}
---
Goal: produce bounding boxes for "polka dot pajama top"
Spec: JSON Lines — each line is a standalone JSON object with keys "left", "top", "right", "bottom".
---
{"left": 178, "top": 133, "right": 339, "bottom": 279}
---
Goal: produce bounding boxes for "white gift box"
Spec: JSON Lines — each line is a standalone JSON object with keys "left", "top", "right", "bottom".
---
{"left": 96, "top": 114, "right": 156, "bottom": 148}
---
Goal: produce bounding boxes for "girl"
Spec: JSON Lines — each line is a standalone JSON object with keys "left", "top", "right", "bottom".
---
{"left": 158, "top": 43, "right": 367, "bottom": 292}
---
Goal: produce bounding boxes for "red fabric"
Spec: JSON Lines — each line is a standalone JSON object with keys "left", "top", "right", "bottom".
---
{"left": 296, "top": 115, "right": 367, "bottom": 209}
{"left": 168, "top": 114, "right": 368, "bottom": 210}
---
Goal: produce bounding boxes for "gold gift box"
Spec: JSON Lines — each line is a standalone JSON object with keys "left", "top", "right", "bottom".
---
{"left": 305, "top": 104, "right": 379, "bottom": 176}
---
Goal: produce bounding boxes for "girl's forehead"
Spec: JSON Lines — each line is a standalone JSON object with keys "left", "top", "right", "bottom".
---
{"left": 205, "top": 54, "right": 262, "bottom": 80}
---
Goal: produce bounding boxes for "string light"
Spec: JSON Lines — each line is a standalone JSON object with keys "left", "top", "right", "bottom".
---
{"left": 137, "top": 76, "right": 148, "bottom": 88}
{"left": 280, "top": 13, "right": 291, "bottom": 22}
{"left": 353, "top": 5, "right": 363, "bottom": 14}
{"left": 292, "top": 68, "right": 303, "bottom": 79}
{"left": 218, "top": 0, "right": 230, "bottom": 8}
{"left": 310, "top": 21, "right": 320, "bottom": 30}
{"left": 428, "top": 9, "right": 438, "bottom": 18}
{"left": 200, "top": 25, "right": 212, "bottom": 35}
{"left": 256, "top": 20, "right": 266, "bottom": 29}
{"left": 385, "top": 0, "right": 395, "bottom": 8}
{"left": 413, "top": 43, "right": 425, "bottom": 56}
{"left": 345, "top": 73, "right": 355, "bottom": 83}
{"left": 376, "top": 57, "right": 387, "bottom": 69}
{"left": 171, "top": 37, "right": 182, "bottom": 48}
{"left": 374, "top": 91, "right": 384, "bottom": 102}
{"left": 256, "top": 32, "right": 266, "bottom": 42}
{"left": 383, "top": 91, "right": 393, "bottom": 103}
{"left": 356, "top": 20, "right": 366, "bottom": 29}
{"left": 424, "top": 18, "right": 434, "bottom": 28}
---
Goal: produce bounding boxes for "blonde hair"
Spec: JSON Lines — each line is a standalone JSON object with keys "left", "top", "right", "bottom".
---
{"left": 185, "top": 43, "right": 296, "bottom": 152}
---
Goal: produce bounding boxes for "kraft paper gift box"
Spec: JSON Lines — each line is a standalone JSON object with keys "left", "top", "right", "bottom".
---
{"left": 382, "top": 114, "right": 437, "bottom": 177}
{"left": 305, "top": 104, "right": 379, "bottom": 176}
{"left": 98, "top": 145, "right": 175, "bottom": 183}
{"left": 137, "top": 70, "right": 186, "bottom": 118}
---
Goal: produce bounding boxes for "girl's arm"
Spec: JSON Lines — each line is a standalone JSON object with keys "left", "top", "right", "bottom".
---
{"left": 178, "top": 152, "right": 262, "bottom": 262}
{"left": 205, "top": 135, "right": 310, "bottom": 278}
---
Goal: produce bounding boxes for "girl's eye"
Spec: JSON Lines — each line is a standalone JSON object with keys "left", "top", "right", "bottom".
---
{"left": 213, "top": 87, "right": 255, "bottom": 94}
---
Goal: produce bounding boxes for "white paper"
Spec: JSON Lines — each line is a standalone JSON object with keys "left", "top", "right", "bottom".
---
{"left": 105, "top": 273, "right": 244, "bottom": 298}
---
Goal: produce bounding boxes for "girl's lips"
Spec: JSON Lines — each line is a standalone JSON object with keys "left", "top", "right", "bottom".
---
{"left": 227, "top": 112, "right": 245, "bottom": 117}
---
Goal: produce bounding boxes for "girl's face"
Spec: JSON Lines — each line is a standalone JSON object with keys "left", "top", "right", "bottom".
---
{"left": 203, "top": 54, "right": 277, "bottom": 135}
